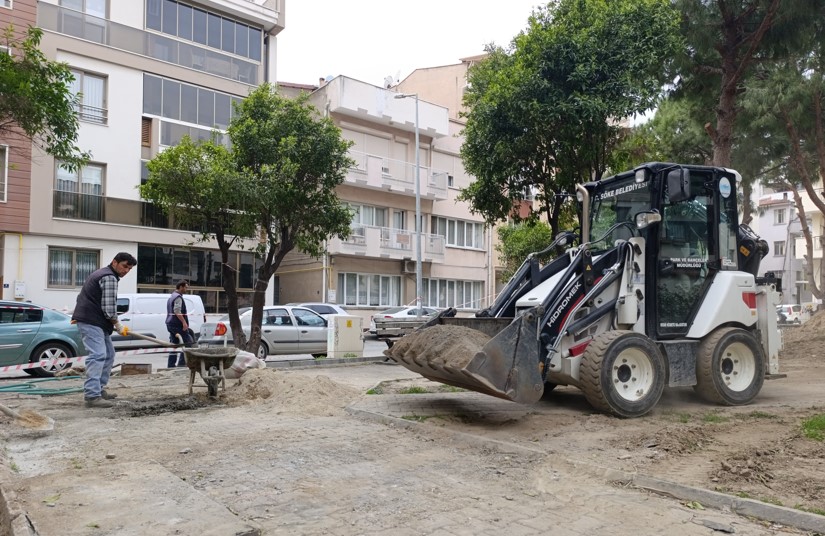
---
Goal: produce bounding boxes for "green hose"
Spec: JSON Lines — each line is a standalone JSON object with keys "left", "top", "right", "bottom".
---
{"left": 0, "top": 376, "right": 83, "bottom": 396}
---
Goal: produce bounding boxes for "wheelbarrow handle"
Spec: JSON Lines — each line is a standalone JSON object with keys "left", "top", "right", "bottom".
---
{"left": 128, "top": 331, "right": 182, "bottom": 347}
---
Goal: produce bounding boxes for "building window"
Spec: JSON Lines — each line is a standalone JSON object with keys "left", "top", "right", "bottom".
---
{"left": 431, "top": 216, "right": 485, "bottom": 249}
{"left": 48, "top": 248, "right": 99, "bottom": 287}
{"left": 774, "top": 241, "right": 785, "bottom": 257}
{"left": 145, "top": 0, "right": 262, "bottom": 62}
{"left": 347, "top": 203, "right": 387, "bottom": 227}
{"left": 774, "top": 208, "right": 785, "bottom": 225}
{"left": 0, "top": 145, "right": 7, "bottom": 203}
{"left": 423, "top": 278, "right": 483, "bottom": 309}
{"left": 337, "top": 272, "right": 401, "bottom": 307}
{"left": 69, "top": 69, "right": 108, "bottom": 124}
{"left": 61, "top": 0, "right": 106, "bottom": 17}
{"left": 54, "top": 162, "right": 105, "bottom": 221}
{"left": 135, "top": 244, "right": 262, "bottom": 313}
{"left": 143, "top": 74, "right": 241, "bottom": 142}
{"left": 1, "top": 1, "right": 11, "bottom": 9}
{"left": 447, "top": 174, "right": 455, "bottom": 188}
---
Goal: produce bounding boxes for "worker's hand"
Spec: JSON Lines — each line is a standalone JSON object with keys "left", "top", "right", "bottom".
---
{"left": 114, "top": 322, "right": 130, "bottom": 336}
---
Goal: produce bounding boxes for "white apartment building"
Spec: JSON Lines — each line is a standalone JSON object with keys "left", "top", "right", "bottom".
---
{"left": 0, "top": 0, "right": 282, "bottom": 313}
{"left": 274, "top": 75, "right": 495, "bottom": 315}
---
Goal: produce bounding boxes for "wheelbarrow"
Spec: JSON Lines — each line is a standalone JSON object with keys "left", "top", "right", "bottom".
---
{"left": 183, "top": 347, "right": 239, "bottom": 397}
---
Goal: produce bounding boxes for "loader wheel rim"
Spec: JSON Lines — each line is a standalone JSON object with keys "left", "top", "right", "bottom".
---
{"left": 611, "top": 348, "right": 655, "bottom": 403}
{"left": 719, "top": 342, "right": 756, "bottom": 393}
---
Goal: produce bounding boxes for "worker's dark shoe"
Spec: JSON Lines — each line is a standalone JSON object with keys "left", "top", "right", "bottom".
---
{"left": 100, "top": 390, "right": 118, "bottom": 400}
{"left": 84, "top": 397, "right": 114, "bottom": 408}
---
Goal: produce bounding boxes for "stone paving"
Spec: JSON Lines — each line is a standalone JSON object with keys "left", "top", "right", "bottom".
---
{"left": 2, "top": 362, "right": 822, "bottom": 535}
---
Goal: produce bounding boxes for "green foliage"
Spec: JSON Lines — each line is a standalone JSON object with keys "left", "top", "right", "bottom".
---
{"left": 0, "top": 25, "right": 89, "bottom": 170}
{"left": 801, "top": 414, "right": 825, "bottom": 441}
{"left": 140, "top": 83, "right": 354, "bottom": 353}
{"left": 399, "top": 386, "right": 429, "bottom": 394}
{"left": 496, "top": 221, "right": 555, "bottom": 281}
{"left": 460, "top": 0, "right": 681, "bottom": 235}
{"left": 141, "top": 136, "right": 251, "bottom": 241}
{"left": 614, "top": 99, "right": 711, "bottom": 169}
{"left": 229, "top": 85, "right": 354, "bottom": 260}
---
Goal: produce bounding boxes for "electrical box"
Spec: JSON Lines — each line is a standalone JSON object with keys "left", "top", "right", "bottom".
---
{"left": 327, "top": 315, "right": 364, "bottom": 358}
{"left": 13, "top": 280, "right": 26, "bottom": 299}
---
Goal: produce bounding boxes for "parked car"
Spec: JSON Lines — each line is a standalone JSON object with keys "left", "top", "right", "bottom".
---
{"left": 777, "top": 303, "right": 803, "bottom": 324}
{"left": 286, "top": 302, "right": 348, "bottom": 320}
{"left": 199, "top": 305, "right": 329, "bottom": 359}
{"left": 369, "top": 306, "right": 440, "bottom": 335}
{"left": 0, "top": 300, "right": 86, "bottom": 377}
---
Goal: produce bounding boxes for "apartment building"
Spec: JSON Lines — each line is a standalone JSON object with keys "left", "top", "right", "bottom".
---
{"left": 755, "top": 190, "right": 824, "bottom": 306}
{"left": 0, "top": 0, "right": 282, "bottom": 313}
{"left": 274, "top": 75, "right": 494, "bottom": 315}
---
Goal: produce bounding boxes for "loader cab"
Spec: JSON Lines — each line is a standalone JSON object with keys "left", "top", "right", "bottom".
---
{"left": 587, "top": 164, "right": 741, "bottom": 339}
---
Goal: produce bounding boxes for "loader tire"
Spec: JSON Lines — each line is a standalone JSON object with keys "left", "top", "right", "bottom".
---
{"left": 580, "top": 331, "right": 665, "bottom": 418}
{"left": 694, "top": 328, "right": 764, "bottom": 406}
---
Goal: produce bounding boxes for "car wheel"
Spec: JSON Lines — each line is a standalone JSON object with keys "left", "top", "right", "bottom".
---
{"left": 256, "top": 342, "right": 269, "bottom": 360}
{"left": 28, "top": 342, "right": 73, "bottom": 378}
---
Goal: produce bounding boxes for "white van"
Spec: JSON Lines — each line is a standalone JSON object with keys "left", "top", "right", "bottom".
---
{"left": 114, "top": 293, "right": 206, "bottom": 349}
{"left": 776, "top": 303, "right": 803, "bottom": 324}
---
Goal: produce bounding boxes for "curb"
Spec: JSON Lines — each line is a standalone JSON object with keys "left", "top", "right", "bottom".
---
{"left": 266, "top": 355, "right": 389, "bottom": 369}
{"left": 347, "top": 402, "right": 825, "bottom": 534}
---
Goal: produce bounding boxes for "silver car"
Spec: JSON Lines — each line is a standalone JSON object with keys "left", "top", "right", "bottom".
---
{"left": 199, "top": 305, "right": 328, "bottom": 359}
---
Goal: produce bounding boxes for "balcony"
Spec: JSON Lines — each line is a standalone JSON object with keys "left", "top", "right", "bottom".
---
{"left": 328, "top": 224, "right": 445, "bottom": 264}
{"left": 52, "top": 191, "right": 203, "bottom": 231}
{"left": 346, "top": 151, "right": 448, "bottom": 200}
{"left": 38, "top": 3, "right": 258, "bottom": 84}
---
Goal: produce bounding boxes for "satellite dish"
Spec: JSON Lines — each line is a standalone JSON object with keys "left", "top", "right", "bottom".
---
{"left": 384, "top": 76, "right": 394, "bottom": 89}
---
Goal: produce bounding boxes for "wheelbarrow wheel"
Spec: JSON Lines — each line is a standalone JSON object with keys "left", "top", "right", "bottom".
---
{"left": 207, "top": 379, "right": 219, "bottom": 397}
{"left": 206, "top": 365, "right": 221, "bottom": 398}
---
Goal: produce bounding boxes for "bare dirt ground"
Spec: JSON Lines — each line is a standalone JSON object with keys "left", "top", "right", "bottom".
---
{"left": 1, "top": 314, "right": 824, "bottom": 534}
{"left": 381, "top": 315, "right": 825, "bottom": 516}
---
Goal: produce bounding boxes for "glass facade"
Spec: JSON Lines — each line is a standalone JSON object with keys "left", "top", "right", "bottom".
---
{"left": 136, "top": 244, "right": 263, "bottom": 313}
{"left": 145, "top": 0, "right": 262, "bottom": 62}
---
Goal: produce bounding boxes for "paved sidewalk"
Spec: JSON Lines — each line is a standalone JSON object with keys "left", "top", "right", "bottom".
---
{"left": 3, "top": 362, "right": 823, "bottom": 535}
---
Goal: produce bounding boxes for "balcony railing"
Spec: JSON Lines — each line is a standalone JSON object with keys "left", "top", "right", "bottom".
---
{"left": 346, "top": 151, "right": 448, "bottom": 200}
{"left": 52, "top": 191, "right": 204, "bottom": 231}
{"left": 38, "top": 3, "right": 258, "bottom": 84}
{"left": 77, "top": 103, "right": 108, "bottom": 125}
{"left": 329, "top": 224, "right": 445, "bottom": 263}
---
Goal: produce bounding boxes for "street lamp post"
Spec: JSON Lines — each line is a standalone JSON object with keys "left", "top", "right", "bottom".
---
{"left": 395, "top": 93, "right": 423, "bottom": 315}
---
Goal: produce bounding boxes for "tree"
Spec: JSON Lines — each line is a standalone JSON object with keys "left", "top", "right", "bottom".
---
{"left": 0, "top": 25, "right": 89, "bottom": 170}
{"left": 667, "top": 0, "right": 824, "bottom": 222}
{"left": 460, "top": 0, "right": 682, "bottom": 236}
{"left": 141, "top": 84, "right": 354, "bottom": 354}
{"left": 741, "top": 32, "right": 825, "bottom": 301}
{"left": 496, "top": 221, "right": 555, "bottom": 282}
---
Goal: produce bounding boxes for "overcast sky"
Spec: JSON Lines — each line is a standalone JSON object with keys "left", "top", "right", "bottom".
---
{"left": 275, "top": 0, "right": 542, "bottom": 87}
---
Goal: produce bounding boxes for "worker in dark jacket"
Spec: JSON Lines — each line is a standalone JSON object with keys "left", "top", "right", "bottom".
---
{"left": 166, "top": 279, "right": 194, "bottom": 367}
{"left": 72, "top": 252, "right": 137, "bottom": 408}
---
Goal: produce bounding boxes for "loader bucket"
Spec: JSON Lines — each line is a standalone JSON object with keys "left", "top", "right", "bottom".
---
{"left": 385, "top": 310, "right": 545, "bottom": 405}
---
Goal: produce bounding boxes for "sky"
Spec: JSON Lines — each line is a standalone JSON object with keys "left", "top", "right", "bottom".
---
{"left": 275, "top": 0, "right": 543, "bottom": 87}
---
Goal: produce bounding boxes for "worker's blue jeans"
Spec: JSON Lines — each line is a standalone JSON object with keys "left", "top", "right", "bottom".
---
{"left": 77, "top": 323, "right": 115, "bottom": 400}
{"left": 167, "top": 326, "right": 194, "bottom": 367}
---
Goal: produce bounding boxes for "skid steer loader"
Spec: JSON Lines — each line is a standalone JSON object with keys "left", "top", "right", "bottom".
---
{"left": 386, "top": 162, "right": 783, "bottom": 417}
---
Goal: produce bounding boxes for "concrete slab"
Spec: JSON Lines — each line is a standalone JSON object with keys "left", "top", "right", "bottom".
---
{"left": 15, "top": 460, "right": 258, "bottom": 536}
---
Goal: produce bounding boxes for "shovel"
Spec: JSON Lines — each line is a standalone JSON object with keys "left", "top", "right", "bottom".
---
{"left": 122, "top": 330, "right": 182, "bottom": 347}
{"left": 0, "top": 402, "right": 55, "bottom": 435}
